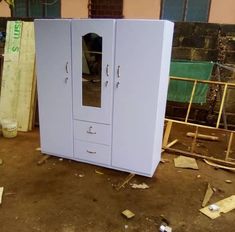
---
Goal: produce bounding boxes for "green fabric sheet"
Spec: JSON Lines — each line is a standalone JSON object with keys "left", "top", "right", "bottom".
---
{"left": 167, "top": 61, "right": 214, "bottom": 104}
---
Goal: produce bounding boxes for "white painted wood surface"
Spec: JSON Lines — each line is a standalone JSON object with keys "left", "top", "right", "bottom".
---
{"left": 35, "top": 20, "right": 73, "bottom": 158}
{"left": 35, "top": 19, "right": 174, "bottom": 177}
{"left": 112, "top": 20, "right": 173, "bottom": 176}
{"left": 72, "top": 19, "right": 115, "bottom": 125}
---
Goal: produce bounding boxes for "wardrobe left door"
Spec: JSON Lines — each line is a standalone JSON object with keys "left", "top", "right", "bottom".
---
{"left": 35, "top": 20, "right": 74, "bottom": 158}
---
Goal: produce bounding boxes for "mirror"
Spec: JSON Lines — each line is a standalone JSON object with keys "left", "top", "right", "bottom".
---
{"left": 82, "top": 33, "right": 102, "bottom": 108}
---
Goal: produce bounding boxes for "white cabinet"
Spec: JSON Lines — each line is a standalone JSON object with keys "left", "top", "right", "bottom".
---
{"left": 35, "top": 19, "right": 174, "bottom": 177}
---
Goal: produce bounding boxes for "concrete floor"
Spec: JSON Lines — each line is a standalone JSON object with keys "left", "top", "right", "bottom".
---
{"left": 0, "top": 129, "right": 235, "bottom": 232}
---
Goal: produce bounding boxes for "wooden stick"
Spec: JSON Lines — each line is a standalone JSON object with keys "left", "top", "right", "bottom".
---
{"left": 162, "top": 139, "right": 178, "bottom": 153}
{"left": 165, "top": 147, "right": 235, "bottom": 167}
{"left": 191, "top": 126, "right": 198, "bottom": 153}
{"left": 163, "top": 121, "right": 173, "bottom": 148}
{"left": 216, "top": 84, "right": 228, "bottom": 128}
{"left": 185, "top": 80, "right": 197, "bottom": 123}
{"left": 225, "top": 132, "right": 234, "bottom": 160}
{"left": 165, "top": 118, "right": 235, "bottom": 133}
{"left": 116, "top": 173, "right": 135, "bottom": 191}
{"left": 204, "top": 159, "right": 235, "bottom": 171}
{"left": 186, "top": 132, "right": 219, "bottom": 141}
{"left": 170, "top": 76, "right": 235, "bottom": 87}
{"left": 37, "top": 154, "right": 50, "bottom": 165}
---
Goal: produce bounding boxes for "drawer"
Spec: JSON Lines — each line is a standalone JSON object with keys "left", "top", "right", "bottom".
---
{"left": 74, "top": 140, "right": 111, "bottom": 165}
{"left": 74, "top": 120, "right": 111, "bottom": 145}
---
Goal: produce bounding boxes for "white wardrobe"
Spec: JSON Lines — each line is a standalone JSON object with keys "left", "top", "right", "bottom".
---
{"left": 35, "top": 19, "right": 174, "bottom": 177}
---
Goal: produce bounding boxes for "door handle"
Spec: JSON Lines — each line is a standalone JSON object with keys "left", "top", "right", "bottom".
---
{"left": 65, "top": 61, "right": 69, "bottom": 74}
{"left": 65, "top": 77, "right": 69, "bottom": 83}
{"left": 117, "top": 65, "right": 120, "bottom": 78}
{"left": 86, "top": 150, "right": 96, "bottom": 154}
{"left": 106, "top": 64, "right": 109, "bottom": 77}
{"left": 116, "top": 82, "right": 120, "bottom": 88}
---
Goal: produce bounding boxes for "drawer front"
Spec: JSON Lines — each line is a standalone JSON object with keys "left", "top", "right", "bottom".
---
{"left": 74, "top": 120, "right": 111, "bottom": 145}
{"left": 74, "top": 140, "right": 111, "bottom": 165}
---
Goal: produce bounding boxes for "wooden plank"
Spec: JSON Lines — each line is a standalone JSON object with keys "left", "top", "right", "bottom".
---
{"left": 200, "top": 195, "right": 235, "bottom": 219}
{"left": 202, "top": 183, "right": 214, "bottom": 207}
{"left": 185, "top": 80, "right": 197, "bottom": 123}
{"left": 37, "top": 154, "right": 50, "bottom": 165}
{"left": 0, "top": 21, "right": 22, "bottom": 121}
{"left": 216, "top": 83, "right": 228, "bottom": 128}
{"left": 116, "top": 173, "right": 135, "bottom": 191}
{"left": 170, "top": 76, "right": 235, "bottom": 87}
{"left": 186, "top": 132, "right": 219, "bottom": 141}
{"left": 191, "top": 126, "right": 198, "bottom": 153}
{"left": 163, "top": 121, "right": 173, "bottom": 148}
{"left": 16, "top": 22, "right": 35, "bottom": 131}
{"left": 225, "top": 132, "right": 234, "bottom": 160}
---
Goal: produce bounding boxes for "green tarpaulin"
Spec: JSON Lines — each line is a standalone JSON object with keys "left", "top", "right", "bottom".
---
{"left": 167, "top": 61, "right": 214, "bottom": 104}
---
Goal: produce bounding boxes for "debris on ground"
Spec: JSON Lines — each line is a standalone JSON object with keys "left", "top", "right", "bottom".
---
{"left": 79, "top": 174, "right": 85, "bottom": 178}
{"left": 122, "top": 209, "right": 135, "bottom": 219}
{"left": 116, "top": 173, "right": 135, "bottom": 191}
{"left": 200, "top": 195, "right": 235, "bottom": 219}
{"left": 95, "top": 170, "right": 104, "bottom": 175}
{"left": 0, "top": 187, "right": 4, "bottom": 204}
{"left": 35, "top": 147, "right": 41, "bottom": 151}
{"left": 124, "top": 225, "right": 128, "bottom": 229}
{"left": 37, "top": 154, "right": 50, "bottom": 165}
{"left": 208, "top": 204, "right": 220, "bottom": 212}
{"left": 197, "top": 175, "right": 201, "bottom": 178}
{"left": 59, "top": 158, "right": 63, "bottom": 162}
{"left": 160, "top": 158, "right": 170, "bottom": 164}
{"left": 186, "top": 132, "right": 219, "bottom": 141}
{"left": 174, "top": 156, "right": 199, "bottom": 170}
{"left": 0, "top": 158, "right": 3, "bottom": 165}
{"left": 203, "top": 159, "right": 235, "bottom": 172}
{"left": 130, "top": 183, "right": 149, "bottom": 189}
{"left": 202, "top": 183, "right": 214, "bottom": 207}
{"left": 225, "top": 179, "right": 232, "bottom": 184}
{"left": 159, "top": 223, "right": 172, "bottom": 232}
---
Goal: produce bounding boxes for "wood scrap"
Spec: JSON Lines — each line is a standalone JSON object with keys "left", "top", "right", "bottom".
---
{"left": 202, "top": 183, "right": 214, "bottom": 207}
{"left": 186, "top": 132, "right": 219, "bottom": 141}
{"left": 204, "top": 159, "right": 235, "bottom": 171}
{"left": 131, "top": 183, "right": 149, "bottom": 189}
{"left": 200, "top": 195, "right": 235, "bottom": 219}
{"left": 37, "top": 154, "right": 50, "bottom": 165}
{"left": 116, "top": 173, "right": 135, "bottom": 191}
{"left": 162, "top": 139, "right": 178, "bottom": 153}
{"left": 174, "top": 155, "right": 199, "bottom": 170}
{"left": 0, "top": 187, "right": 3, "bottom": 204}
{"left": 122, "top": 209, "right": 135, "bottom": 219}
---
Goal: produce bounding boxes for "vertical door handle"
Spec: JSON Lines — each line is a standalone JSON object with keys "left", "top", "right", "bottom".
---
{"left": 106, "top": 64, "right": 109, "bottom": 77}
{"left": 116, "top": 82, "right": 120, "bottom": 88}
{"left": 117, "top": 65, "right": 121, "bottom": 78}
{"left": 65, "top": 77, "right": 69, "bottom": 84}
{"left": 65, "top": 62, "right": 69, "bottom": 74}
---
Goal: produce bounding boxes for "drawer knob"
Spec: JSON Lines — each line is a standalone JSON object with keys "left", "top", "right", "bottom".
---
{"left": 86, "top": 150, "right": 96, "bottom": 154}
{"left": 87, "top": 126, "right": 96, "bottom": 134}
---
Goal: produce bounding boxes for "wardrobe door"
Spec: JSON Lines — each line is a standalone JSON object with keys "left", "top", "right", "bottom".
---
{"left": 112, "top": 20, "right": 173, "bottom": 175}
{"left": 72, "top": 19, "right": 115, "bottom": 125}
{"left": 35, "top": 20, "right": 73, "bottom": 158}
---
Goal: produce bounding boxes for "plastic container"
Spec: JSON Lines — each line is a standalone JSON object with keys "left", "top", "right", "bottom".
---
{"left": 1, "top": 119, "right": 18, "bottom": 138}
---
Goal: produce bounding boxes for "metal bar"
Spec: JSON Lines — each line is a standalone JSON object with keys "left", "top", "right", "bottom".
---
{"left": 225, "top": 132, "right": 234, "bottom": 160}
{"left": 185, "top": 80, "right": 197, "bottom": 123}
{"left": 216, "top": 83, "right": 228, "bottom": 128}
{"left": 170, "top": 76, "right": 235, "bottom": 87}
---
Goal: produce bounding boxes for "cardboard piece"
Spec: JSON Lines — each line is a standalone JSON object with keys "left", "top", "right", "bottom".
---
{"left": 174, "top": 155, "right": 199, "bottom": 170}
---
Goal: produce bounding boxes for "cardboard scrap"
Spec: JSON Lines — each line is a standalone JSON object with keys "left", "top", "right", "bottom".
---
{"left": 131, "top": 183, "right": 149, "bottom": 189}
{"left": 202, "top": 183, "right": 214, "bottom": 207}
{"left": 0, "top": 187, "right": 4, "bottom": 204}
{"left": 174, "top": 156, "right": 199, "bottom": 170}
{"left": 122, "top": 209, "right": 135, "bottom": 219}
{"left": 200, "top": 195, "right": 235, "bottom": 219}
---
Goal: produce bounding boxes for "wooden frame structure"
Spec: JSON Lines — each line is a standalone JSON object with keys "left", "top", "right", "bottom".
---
{"left": 163, "top": 74, "right": 235, "bottom": 166}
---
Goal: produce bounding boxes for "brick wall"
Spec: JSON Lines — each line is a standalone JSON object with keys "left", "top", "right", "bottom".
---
{"left": 168, "top": 22, "right": 235, "bottom": 128}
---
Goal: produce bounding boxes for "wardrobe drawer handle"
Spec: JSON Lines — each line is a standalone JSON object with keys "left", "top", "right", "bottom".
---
{"left": 86, "top": 150, "right": 96, "bottom": 154}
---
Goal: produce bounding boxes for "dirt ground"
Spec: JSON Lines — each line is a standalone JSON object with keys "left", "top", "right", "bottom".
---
{"left": 0, "top": 127, "right": 235, "bottom": 232}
